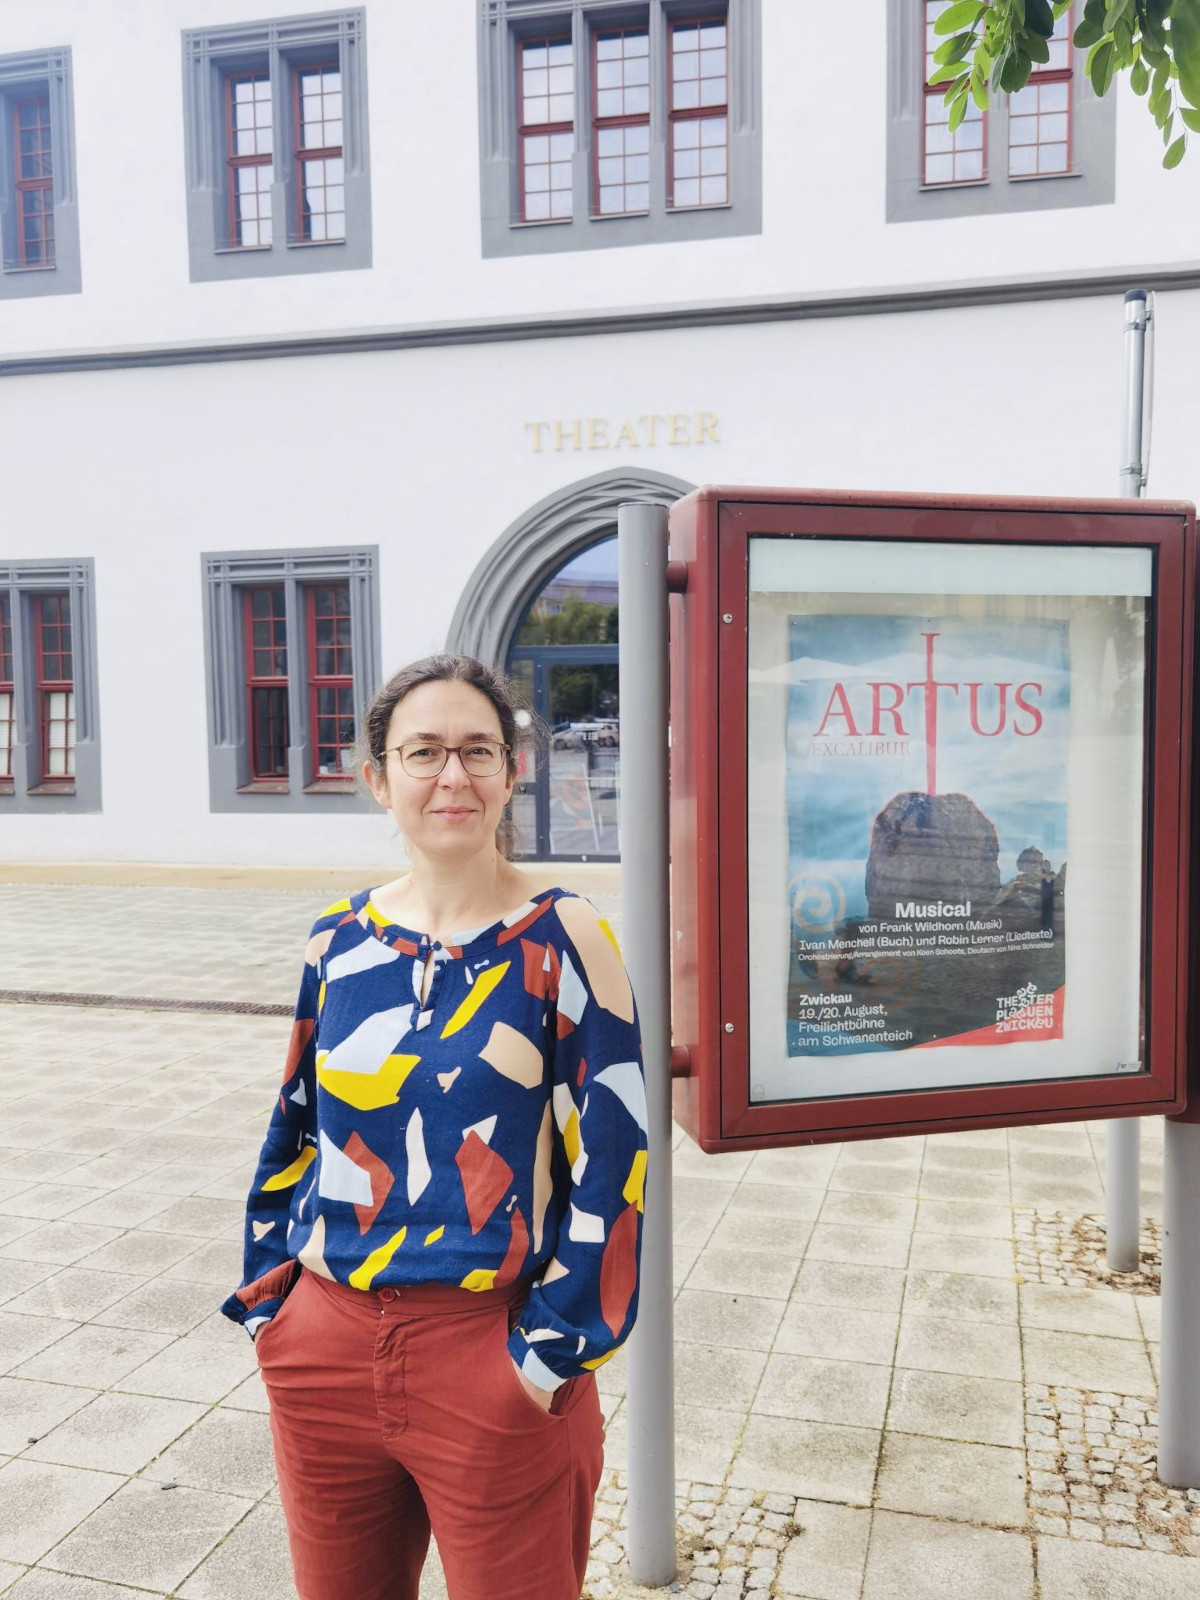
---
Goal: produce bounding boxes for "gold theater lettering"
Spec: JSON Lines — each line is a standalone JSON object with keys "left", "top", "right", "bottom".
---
{"left": 524, "top": 412, "right": 720, "bottom": 452}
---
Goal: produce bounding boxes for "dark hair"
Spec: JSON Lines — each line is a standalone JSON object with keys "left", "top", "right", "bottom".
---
{"left": 360, "top": 654, "right": 538, "bottom": 859}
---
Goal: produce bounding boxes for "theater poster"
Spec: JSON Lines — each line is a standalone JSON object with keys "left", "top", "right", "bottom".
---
{"left": 783, "top": 615, "right": 1068, "bottom": 1058}
{"left": 744, "top": 538, "right": 1150, "bottom": 1105}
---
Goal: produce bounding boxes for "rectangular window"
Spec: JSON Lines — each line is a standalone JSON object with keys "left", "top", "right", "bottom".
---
{"left": 182, "top": 12, "right": 369, "bottom": 283}
{"left": 888, "top": 0, "right": 1114, "bottom": 223}
{"left": 669, "top": 19, "right": 729, "bottom": 209}
{"left": 922, "top": 0, "right": 986, "bottom": 186}
{"left": 481, "top": 1, "right": 760, "bottom": 258}
{"left": 227, "top": 71, "right": 274, "bottom": 247}
{"left": 244, "top": 586, "right": 290, "bottom": 780}
{"left": 14, "top": 95, "right": 54, "bottom": 267}
{"left": 519, "top": 37, "right": 573, "bottom": 222}
{"left": 1009, "top": 4, "right": 1072, "bottom": 177}
{"left": 295, "top": 63, "right": 345, "bottom": 241}
{"left": 35, "top": 591, "right": 73, "bottom": 781}
{"left": 0, "top": 50, "right": 79, "bottom": 298}
{"left": 0, "top": 591, "right": 12, "bottom": 782}
{"left": 593, "top": 27, "right": 650, "bottom": 215}
{"left": 307, "top": 582, "right": 355, "bottom": 780}
{"left": 0, "top": 561, "right": 97, "bottom": 808}
{"left": 204, "top": 548, "right": 378, "bottom": 811}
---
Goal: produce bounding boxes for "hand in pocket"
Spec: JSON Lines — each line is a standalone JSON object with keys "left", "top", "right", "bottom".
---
{"left": 510, "top": 1357, "right": 554, "bottom": 1413}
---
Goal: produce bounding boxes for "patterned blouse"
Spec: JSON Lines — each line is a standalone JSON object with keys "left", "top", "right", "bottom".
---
{"left": 221, "top": 886, "right": 646, "bottom": 1390}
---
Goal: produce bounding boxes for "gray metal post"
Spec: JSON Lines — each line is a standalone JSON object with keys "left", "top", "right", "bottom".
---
{"left": 1128, "top": 285, "right": 1200, "bottom": 1492}
{"left": 1105, "top": 288, "right": 1149, "bottom": 1274}
{"left": 1105, "top": 1120, "right": 1140, "bottom": 1273}
{"left": 1160, "top": 1120, "right": 1200, "bottom": 1486}
{"left": 618, "top": 500, "right": 677, "bottom": 1587}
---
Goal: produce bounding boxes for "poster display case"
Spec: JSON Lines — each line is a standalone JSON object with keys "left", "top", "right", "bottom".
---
{"left": 668, "top": 489, "right": 1195, "bottom": 1150}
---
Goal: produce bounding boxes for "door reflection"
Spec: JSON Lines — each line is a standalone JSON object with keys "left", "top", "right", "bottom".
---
{"left": 507, "top": 537, "right": 620, "bottom": 860}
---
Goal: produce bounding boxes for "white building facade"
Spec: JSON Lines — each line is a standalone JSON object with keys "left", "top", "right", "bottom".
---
{"left": 1, "top": 0, "right": 1197, "bottom": 868}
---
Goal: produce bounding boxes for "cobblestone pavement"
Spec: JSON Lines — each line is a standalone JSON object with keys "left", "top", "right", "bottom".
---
{"left": 0, "top": 882, "right": 1196, "bottom": 1600}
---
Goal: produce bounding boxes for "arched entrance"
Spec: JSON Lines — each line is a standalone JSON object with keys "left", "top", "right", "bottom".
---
{"left": 445, "top": 467, "right": 692, "bottom": 861}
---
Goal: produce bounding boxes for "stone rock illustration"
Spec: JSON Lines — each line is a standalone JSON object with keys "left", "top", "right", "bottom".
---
{"left": 865, "top": 791, "right": 1001, "bottom": 921}
{"left": 793, "top": 788, "right": 1067, "bottom": 1053}
{"left": 992, "top": 844, "right": 1062, "bottom": 929}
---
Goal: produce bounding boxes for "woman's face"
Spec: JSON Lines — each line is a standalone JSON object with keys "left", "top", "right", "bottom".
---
{"left": 363, "top": 679, "right": 515, "bottom": 861}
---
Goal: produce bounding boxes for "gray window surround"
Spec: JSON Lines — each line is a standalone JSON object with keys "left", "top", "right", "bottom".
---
{"left": 0, "top": 48, "right": 81, "bottom": 300}
{"left": 182, "top": 9, "right": 371, "bottom": 283}
{"left": 887, "top": 0, "right": 1115, "bottom": 223}
{"left": 0, "top": 559, "right": 100, "bottom": 813}
{"left": 445, "top": 466, "right": 692, "bottom": 665}
{"left": 478, "top": 0, "right": 760, "bottom": 257}
{"left": 203, "top": 545, "right": 381, "bottom": 814}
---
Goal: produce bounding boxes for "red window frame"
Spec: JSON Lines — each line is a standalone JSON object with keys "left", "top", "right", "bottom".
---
{"left": 306, "top": 583, "right": 355, "bottom": 783}
{"left": 591, "top": 25, "right": 651, "bottom": 217}
{"left": 293, "top": 62, "right": 344, "bottom": 242}
{"left": 667, "top": 15, "right": 729, "bottom": 211}
{"left": 1008, "top": 4, "right": 1073, "bottom": 178}
{"left": 0, "top": 591, "right": 13, "bottom": 785}
{"left": 517, "top": 35, "right": 574, "bottom": 224}
{"left": 225, "top": 69, "right": 273, "bottom": 248}
{"left": 34, "top": 592, "right": 73, "bottom": 784}
{"left": 243, "top": 586, "right": 290, "bottom": 782}
{"left": 922, "top": 1, "right": 987, "bottom": 187}
{"left": 13, "top": 95, "right": 54, "bottom": 269}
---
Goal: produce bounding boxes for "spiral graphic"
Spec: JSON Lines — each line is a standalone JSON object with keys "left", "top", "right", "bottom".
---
{"left": 789, "top": 872, "right": 847, "bottom": 936}
{"left": 859, "top": 955, "right": 923, "bottom": 1007}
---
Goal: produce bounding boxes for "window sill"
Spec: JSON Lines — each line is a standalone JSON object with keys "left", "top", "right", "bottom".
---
{"left": 0, "top": 780, "right": 13, "bottom": 795}
{"left": 667, "top": 201, "right": 733, "bottom": 214}
{"left": 1008, "top": 168, "right": 1081, "bottom": 182}
{"left": 303, "top": 777, "right": 357, "bottom": 795}
{"left": 213, "top": 245, "right": 273, "bottom": 256}
{"left": 511, "top": 216, "right": 574, "bottom": 229}
{"left": 3, "top": 263, "right": 57, "bottom": 274}
{"left": 919, "top": 178, "right": 990, "bottom": 192}
{"left": 286, "top": 238, "right": 346, "bottom": 249}
{"left": 27, "top": 781, "right": 75, "bottom": 796}
{"left": 590, "top": 209, "right": 651, "bottom": 222}
{"left": 237, "top": 780, "right": 290, "bottom": 795}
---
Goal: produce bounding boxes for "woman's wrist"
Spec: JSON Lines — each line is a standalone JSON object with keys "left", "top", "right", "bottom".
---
{"left": 511, "top": 1356, "right": 554, "bottom": 1411}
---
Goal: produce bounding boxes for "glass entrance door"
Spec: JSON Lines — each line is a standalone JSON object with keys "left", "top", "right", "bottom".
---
{"left": 546, "top": 660, "right": 619, "bottom": 857}
{"left": 507, "top": 650, "right": 620, "bottom": 859}
{"left": 506, "top": 536, "right": 620, "bottom": 861}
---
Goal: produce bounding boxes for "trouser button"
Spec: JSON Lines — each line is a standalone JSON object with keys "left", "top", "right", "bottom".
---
{"left": 378, "top": 1287, "right": 397, "bottom": 1303}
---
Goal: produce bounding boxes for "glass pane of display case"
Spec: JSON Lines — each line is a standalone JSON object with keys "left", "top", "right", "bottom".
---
{"left": 745, "top": 538, "right": 1152, "bottom": 1105}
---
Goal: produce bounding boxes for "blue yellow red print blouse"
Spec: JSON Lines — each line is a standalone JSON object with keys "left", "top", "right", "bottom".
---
{"left": 221, "top": 887, "right": 647, "bottom": 1390}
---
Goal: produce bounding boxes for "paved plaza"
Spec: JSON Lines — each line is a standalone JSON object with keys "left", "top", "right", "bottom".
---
{"left": 0, "top": 876, "right": 1197, "bottom": 1600}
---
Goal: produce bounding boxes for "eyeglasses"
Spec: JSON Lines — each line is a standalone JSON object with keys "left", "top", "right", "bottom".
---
{"left": 386, "top": 740, "right": 510, "bottom": 778}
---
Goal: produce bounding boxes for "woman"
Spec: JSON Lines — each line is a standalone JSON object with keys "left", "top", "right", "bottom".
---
{"left": 221, "top": 654, "right": 646, "bottom": 1600}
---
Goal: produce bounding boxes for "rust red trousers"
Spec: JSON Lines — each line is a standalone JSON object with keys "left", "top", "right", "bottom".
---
{"left": 255, "top": 1266, "right": 606, "bottom": 1600}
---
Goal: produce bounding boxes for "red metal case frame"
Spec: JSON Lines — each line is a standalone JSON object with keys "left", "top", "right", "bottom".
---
{"left": 669, "top": 488, "right": 1195, "bottom": 1151}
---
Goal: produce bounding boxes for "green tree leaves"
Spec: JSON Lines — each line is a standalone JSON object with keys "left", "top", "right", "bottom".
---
{"left": 926, "top": 0, "right": 1196, "bottom": 167}
{"left": 1074, "top": 0, "right": 1109, "bottom": 47}
{"left": 1172, "top": 0, "right": 1200, "bottom": 110}
{"left": 934, "top": 2, "right": 989, "bottom": 34}
{"left": 934, "top": 30, "right": 977, "bottom": 64}
{"left": 1088, "top": 38, "right": 1115, "bottom": 94}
